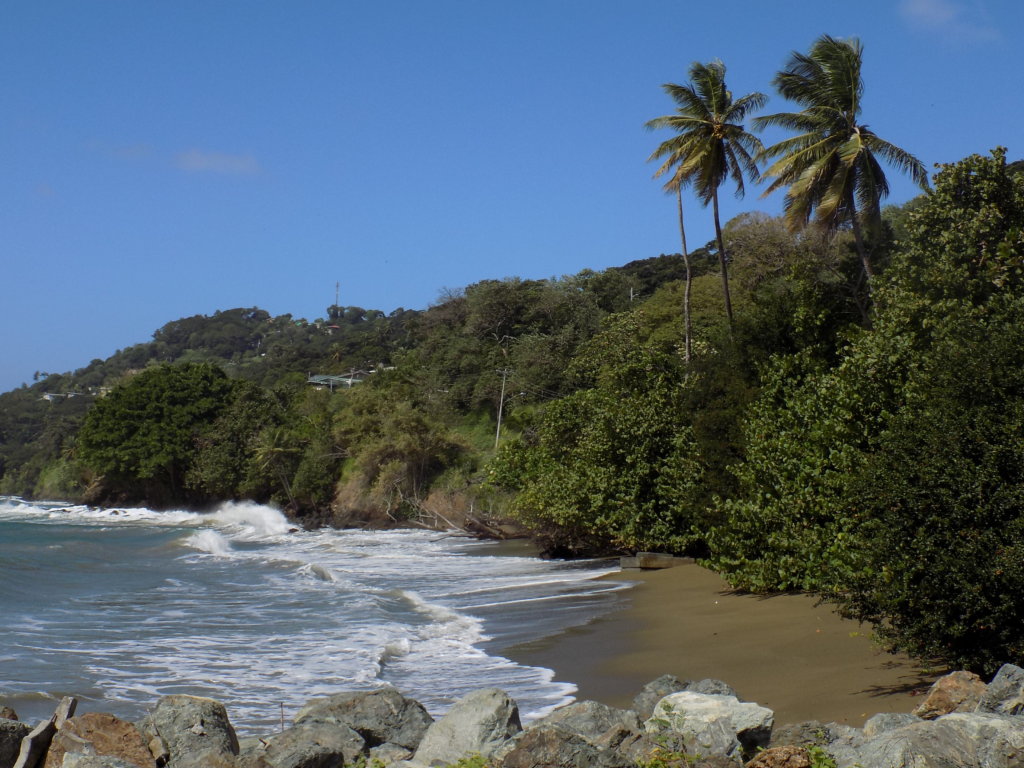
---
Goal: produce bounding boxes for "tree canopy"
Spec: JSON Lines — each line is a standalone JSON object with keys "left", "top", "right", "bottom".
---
{"left": 647, "top": 59, "right": 766, "bottom": 324}
{"left": 755, "top": 34, "right": 928, "bottom": 291}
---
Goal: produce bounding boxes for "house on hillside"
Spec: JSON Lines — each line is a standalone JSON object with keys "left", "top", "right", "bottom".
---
{"left": 307, "top": 371, "right": 370, "bottom": 391}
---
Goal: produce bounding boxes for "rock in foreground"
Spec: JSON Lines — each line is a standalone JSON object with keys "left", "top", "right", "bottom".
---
{"left": 9, "top": 664, "right": 1024, "bottom": 767}
{"left": 294, "top": 686, "right": 433, "bottom": 750}
{"left": 410, "top": 688, "right": 522, "bottom": 766}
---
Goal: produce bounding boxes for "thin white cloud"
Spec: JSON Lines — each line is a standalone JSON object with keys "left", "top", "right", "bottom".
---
{"left": 901, "top": 0, "right": 957, "bottom": 25}
{"left": 899, "top": 0, "right": 1000, "bottom": 42}
{"left": 175, "top": 149, "right": 262, "bottom": 176}
{"left": 113, "top": 144, "right": 152, "bottom": 159}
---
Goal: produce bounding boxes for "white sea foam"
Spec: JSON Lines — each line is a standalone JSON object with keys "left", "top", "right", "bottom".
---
{"left": 1, "top": 496, "right": 623, "bottom": 731}
{"left": 184, "top": 530, "right": 233, "bottom": 556}
{"left": 206, "top": 500, "right": 292, "bottom": 538}
{"left": 0, "top": 497, "right": 201, "bottom": 527}
{"left": 298, "top": 563, "right": 336, "bottom": 582}
{"left": 378, "top": 638, "right": 411, "bottom": 667}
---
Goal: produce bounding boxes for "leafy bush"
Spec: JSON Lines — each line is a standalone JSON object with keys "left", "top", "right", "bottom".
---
{"left": 490, "top": 315, "right": 704, "bottom": 554}
{"left": 77, "top": 363, "right": 235, "bottom": 505}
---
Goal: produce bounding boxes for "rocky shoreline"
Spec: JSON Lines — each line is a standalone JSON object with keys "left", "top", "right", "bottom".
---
{"left": 3, "top": 666, "right": 1023, "bottom": 768}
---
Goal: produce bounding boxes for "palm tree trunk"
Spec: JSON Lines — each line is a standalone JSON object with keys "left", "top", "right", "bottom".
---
{"left": 677, "top": 187, "right": 693, "bottom": 363}
{"left": 850, "top": 267, "right": 871, "bottom": 326}
{"left": 712, "top": 190, "right": 734, "bottom": 326}
{"left": 849, "top": 201, "right": 874, "bottom": 298}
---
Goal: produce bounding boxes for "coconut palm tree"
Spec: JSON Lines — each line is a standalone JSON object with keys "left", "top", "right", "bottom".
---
{"left": 651, "top": 169, "right": 694, "bottom": 363}
{"left": 647, "top": 60, "right": 766, "bottom": 326}
{"left": 755, "top": 34, "right": 928, "bottom": 293}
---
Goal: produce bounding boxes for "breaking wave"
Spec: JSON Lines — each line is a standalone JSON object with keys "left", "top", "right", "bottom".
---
{"left": 0, "top": 496, "right": 627, "bottom": 733}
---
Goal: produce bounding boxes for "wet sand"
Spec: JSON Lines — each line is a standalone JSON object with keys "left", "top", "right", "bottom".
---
{"left": 508, "top": 562, "right": 938, "bottom": 727}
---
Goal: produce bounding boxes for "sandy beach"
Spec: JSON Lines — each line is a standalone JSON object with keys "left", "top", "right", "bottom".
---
{"left": 507, "top": 561, "right": 938, "bottom": 727}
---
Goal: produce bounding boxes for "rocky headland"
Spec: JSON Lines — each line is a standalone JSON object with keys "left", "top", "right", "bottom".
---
{"left": 2, "top": 666, "right": 1023, "bottom": 768}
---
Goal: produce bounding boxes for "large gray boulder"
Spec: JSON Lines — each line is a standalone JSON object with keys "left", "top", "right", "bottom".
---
{"left": 412, "top": 688, "right": 521, "bottom": 766}
{"left": 685, "top": 679, "right": 738, "bottom": 698}
{"left": 596, "top": 727, "right": 741, "bottom": 768}
{"left": 769, "top": 720, "right": 861, "bottom": 750}
{"left": 237, "top": 722, "right": 365, "bottom": 768}
{"left": 498, "top": 724, "right": 630, "bottom": 768}
{"left": 647, "top": 712, "right": 739, "bottom": 764}
{"left": 294, "top": 687, "right": 432, "bottom": 750}
{"left": 646, "top": 691, "right": 773, "bottom": 756}
{"left": 979, "top": 664, "right": 1024, "bottom": 716}
{"left": 771, "top": 721, "right": 870, "bottom": 768}
{"left": 863, "top": 712, "right": 922, "bottom": 738}
{"left": 140, "top": 695, "right": 238, "bottom": 768}
{"left": 633, "top": 677, "right": 739, "bottom": 722}
{"left": 937, "top": 712, "right": 1024, "bottom": 768}
{"left": 0, "top": 720, "right": 31, "bottom": 768}
{"left": 368, "top": 741, "right": 414, "bottom": 766}
{"left": 531, "top": 701, "right": 641, "bottom": 746}
{"left": 850, "top": 718, "right": 976, "bottom": 768}
{"left": 820, "top": 712, "right": 1024, "bottom": 768}
{"left": 632, "top": 676, "right": 687, "bottom": 720}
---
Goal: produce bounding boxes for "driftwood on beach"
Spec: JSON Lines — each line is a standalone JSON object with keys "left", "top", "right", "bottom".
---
{"left": 2, "top": 666, "right": 1024, "bottom": 768}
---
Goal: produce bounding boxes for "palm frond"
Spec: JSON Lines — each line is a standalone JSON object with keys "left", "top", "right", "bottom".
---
{"left": 645, "top": 57, "right": 763, "bottom": 208}
{"left": 861, "top": 131, "right": 929, "bottom": 189}
{"left": 753, "top": 111, "right": 823, "bottom": 134}
{"left": 760, "top": 134, "right": 839, "bottom": 186}
{"left": 726, "top": 91, "right": 768, "bottom": 123}
{"left": 660, "top": 83, "right": 713, "bottom": 121}
{"left": 853, "top": 151, "right": 889, "bottom": 227}
{"left": 759, "top": 31, "right": 925, "bottom": 259}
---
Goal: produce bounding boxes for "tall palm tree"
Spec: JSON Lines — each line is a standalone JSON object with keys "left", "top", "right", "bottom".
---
{"left": 754, "top": 34, "right": 928, "bottom": 293}
{"left": 647, "top": 60, "right": 766, "bottom": 326}
{"left": 646, "top": 159, "right": 694, "bottom": 362}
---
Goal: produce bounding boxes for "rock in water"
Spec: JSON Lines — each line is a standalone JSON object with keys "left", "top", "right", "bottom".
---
{"left": 293, "top": 687, "right": 433, "bottom": 749}
{"left": 141, "top": 695, "right": 238, "bottom": 768}
{"left": 412, "top": 688, "right": 521, "bottom": 766}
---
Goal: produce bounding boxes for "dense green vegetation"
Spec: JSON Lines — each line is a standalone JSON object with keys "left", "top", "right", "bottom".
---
{"left": 3, "top": 34, "right": 1024, "bottom": 676}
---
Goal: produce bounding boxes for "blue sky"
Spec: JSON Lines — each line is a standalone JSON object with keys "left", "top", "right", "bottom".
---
{"left": 2, "top": 0, "right": 1020, "bottom": 393}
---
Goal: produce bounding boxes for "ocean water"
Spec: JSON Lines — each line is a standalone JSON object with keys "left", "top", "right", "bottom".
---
{"left": 0, "top": 497, "right": 628, "bottom": 734}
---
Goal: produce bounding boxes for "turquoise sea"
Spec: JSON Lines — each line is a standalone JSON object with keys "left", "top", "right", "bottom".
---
{"left": 0, "top": 497, "right": 627, "bottom": 733}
